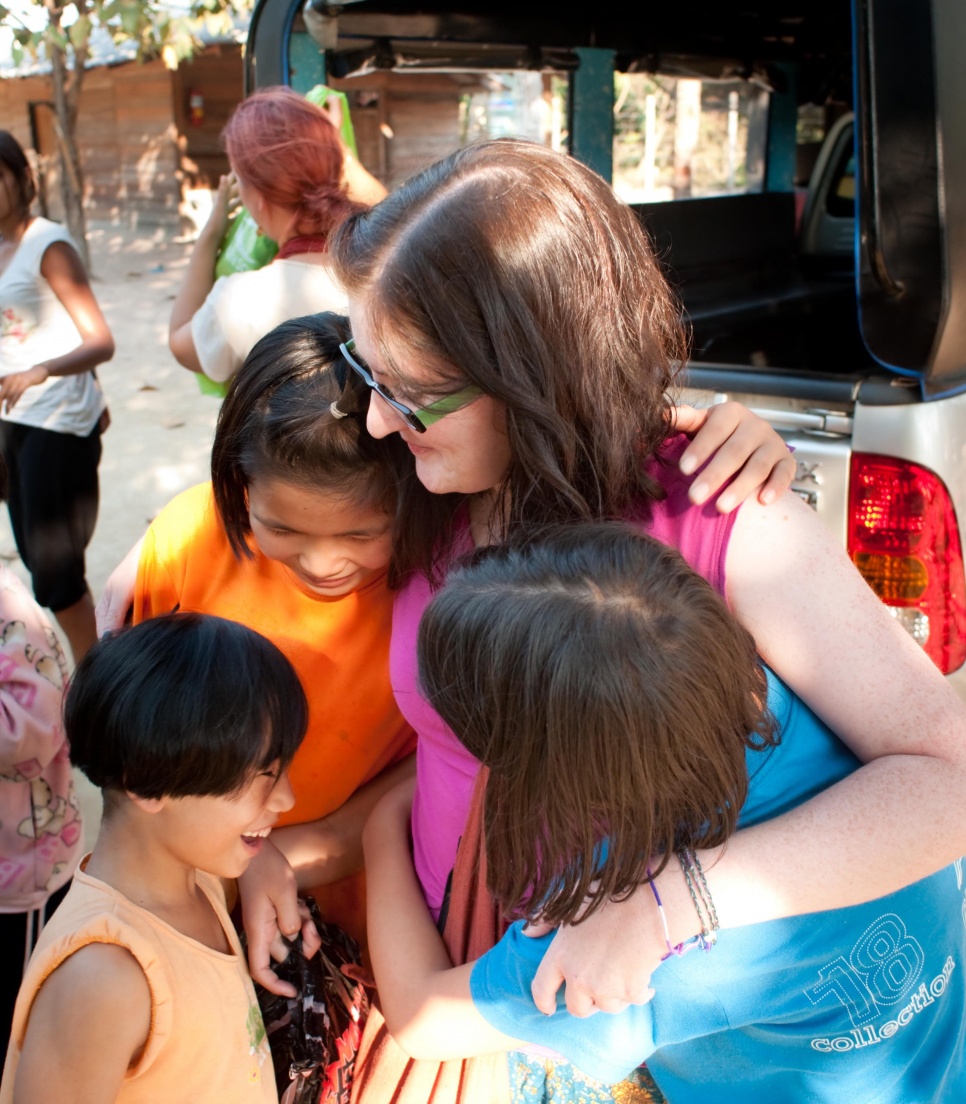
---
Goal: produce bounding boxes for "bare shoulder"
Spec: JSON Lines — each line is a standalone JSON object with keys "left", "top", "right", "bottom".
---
{"left": 725, "top": 488, "right": 907, "bottom": 636}
{"left": 14, "top": 944, "right": 151, "bottom": 1104}
{"left": 38, "top": 239, "right": 88, "bottom": 285}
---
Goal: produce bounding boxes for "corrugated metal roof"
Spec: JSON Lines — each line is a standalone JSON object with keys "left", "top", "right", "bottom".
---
{"left": 0, "top": 7, "right": 250, "bottom": 79}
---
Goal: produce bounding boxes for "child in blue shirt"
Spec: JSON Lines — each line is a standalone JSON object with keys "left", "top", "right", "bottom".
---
{"left": 362, "top": 523, "right": 966, "bottom": 1104}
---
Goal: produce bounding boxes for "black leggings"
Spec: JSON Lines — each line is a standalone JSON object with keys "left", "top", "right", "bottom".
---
{"left": 0, "top": 421, "right": 101, "bottom": 611}
{"left": 0, "top": 879, "right": 71, "bottom": 1051}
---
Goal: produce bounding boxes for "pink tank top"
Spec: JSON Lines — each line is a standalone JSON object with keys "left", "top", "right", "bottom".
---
{"left": 391, "top": 435, "right": 737, "bottom": 916}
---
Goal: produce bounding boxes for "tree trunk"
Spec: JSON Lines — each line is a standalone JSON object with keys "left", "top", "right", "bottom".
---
{"left": 672, "top": 79, "right": 702, "bottom": 200}
{"left": 46, "top": 4, "right": 91, "bottom": 271}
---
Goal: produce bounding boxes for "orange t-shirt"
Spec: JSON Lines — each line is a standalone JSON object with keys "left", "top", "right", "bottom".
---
{"left": 133, "top": 483, "right": 415, "bottom": 943}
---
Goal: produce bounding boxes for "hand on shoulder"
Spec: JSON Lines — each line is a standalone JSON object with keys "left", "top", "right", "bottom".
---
{"left": 672, "top": 401, "right": 796, "bottom": 511}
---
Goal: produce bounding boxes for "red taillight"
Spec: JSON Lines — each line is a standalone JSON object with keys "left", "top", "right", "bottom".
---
{"left": 848, "top": 453, "right": 966, "bottom": 674}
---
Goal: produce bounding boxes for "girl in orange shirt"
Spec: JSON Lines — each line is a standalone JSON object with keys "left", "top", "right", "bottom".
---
{"left": 133, "top": 312, "right": 415, "bottom": 993}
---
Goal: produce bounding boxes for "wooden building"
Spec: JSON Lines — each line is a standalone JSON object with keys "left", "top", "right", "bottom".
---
{"left": 1, "top": 33, "right": 538, "bottom": 228}
{"left": 0, "top": 43, "right": 243, "bottom": 228}
{"left": 326, "top": 70, "right": 494, "bottom": 188}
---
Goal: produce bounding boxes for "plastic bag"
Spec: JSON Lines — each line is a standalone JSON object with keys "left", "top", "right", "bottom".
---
{"left": 214, "top": 211, "right": 279, "bottom": 281}
{"left": 243, "top": 896, "right": 370, "bottom": 1104}
{"left": 304, "top": 85, "right": 358, "bottom": 155}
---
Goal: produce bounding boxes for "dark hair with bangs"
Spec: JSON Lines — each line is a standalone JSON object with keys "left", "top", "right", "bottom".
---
{"left": 417, "top": 523, "right": 777, "bottom": 926}
{"left": 0, "top": 131, "right": 37, "bottom": 219}
{"left": 211, "top": 312, "right": 411, "bottom": 575}
{"left": 330, "top": 139, "right": 689, "bottom": 584}
{"left": 65, "top": 613, "right": 307, "bottom": 801}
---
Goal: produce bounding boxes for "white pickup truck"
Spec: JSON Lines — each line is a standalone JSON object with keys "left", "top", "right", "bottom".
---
{"left": 247, "top": 0, "right": 966, "bottom": 691}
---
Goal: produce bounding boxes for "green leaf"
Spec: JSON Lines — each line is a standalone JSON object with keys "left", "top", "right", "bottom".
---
{"left": 45, "top": 26, "right": 69, "bottom": 52}
{"left": 118, "top": 7, "right": 140, "bottom": 36}
{"left": 68, "top": 14, "right": 92, "bottom": 49}
{"left": 11, "top": 40, "right": 23, "bottom": 66}
{"left": 12, "top": 27, "right": 42, "bottom": 58}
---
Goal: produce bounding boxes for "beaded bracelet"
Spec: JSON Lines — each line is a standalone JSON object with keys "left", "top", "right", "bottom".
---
{"left": 679, "top": 848, "right": 720, "bottom": 950}
{"left": 647, "top": 852, "right": 720, "bottom": 960}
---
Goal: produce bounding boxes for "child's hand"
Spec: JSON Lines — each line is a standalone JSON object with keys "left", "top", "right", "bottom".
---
{"left": 0, "top": 364, "right": 49, "bottom": 411}
{"left": 672, "top": 401, "right": 795, "bottom": 511}
{"left": 238, "top": 840, "right": 321, "bottom": 996}
{"left": 528, "top": 884, "right": 661, "bottom": 1017}
{"left": 268, "top": 898, "right": 323, "bottom": 963}
{"left": 95, "top": 536, "right": 144, "bottom": 635}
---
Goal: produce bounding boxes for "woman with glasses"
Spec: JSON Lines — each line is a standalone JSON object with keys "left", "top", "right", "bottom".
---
{"left": 102, "top": 138, "right": 948, "bottom": 1029}
{"left": 322, "top": 137, "right": 966, "bottom": 1068}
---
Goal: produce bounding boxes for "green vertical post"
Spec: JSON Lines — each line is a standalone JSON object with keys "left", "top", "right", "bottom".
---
{"left": 288, "top": 32, "right": 327, "bottom": 92}
{"left": 570, "top": 47, "right": 616, "bottom": 181}
{"left": 765, "top": 62, "right": 798, "bottom": 191}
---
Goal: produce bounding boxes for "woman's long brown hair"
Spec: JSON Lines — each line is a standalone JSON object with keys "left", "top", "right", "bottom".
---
{"left": 330, "top": 139, "right": 690, "bottom": 585}
{"left": 417, "top": 523, "right": 777, "bottom": 925}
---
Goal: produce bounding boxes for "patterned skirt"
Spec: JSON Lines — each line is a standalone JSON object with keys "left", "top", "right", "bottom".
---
{"left": 510, "top": 1054, "right": 667, "bottom": 1104}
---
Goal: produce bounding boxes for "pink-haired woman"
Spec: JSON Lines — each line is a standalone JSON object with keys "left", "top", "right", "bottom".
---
{"left": 168, "top": 86, "right": 386, "bottom": 385}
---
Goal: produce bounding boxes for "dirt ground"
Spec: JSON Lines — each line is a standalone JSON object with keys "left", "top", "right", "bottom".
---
{"left": 0, "top": 219, "right": 221, "bottom": 846}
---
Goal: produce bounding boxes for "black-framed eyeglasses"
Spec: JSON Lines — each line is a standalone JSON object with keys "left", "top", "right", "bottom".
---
{"left": 339, "top": 339, "right": 483, "bottom": 434}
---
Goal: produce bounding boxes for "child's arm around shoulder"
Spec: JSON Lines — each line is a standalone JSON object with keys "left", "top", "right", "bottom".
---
{"left": 14, "top": 944, "right": 151, "bottom": 1104}
{"left": 363, "top": 780, "right": 523, "bottom": 1061}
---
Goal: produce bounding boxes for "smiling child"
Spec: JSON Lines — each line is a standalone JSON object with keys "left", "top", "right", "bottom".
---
{"left": 131, "top": 313, "right": 415, "bottom": 986}
{"left": 0, "top": 613, "right": 307, "bottom": 1103}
